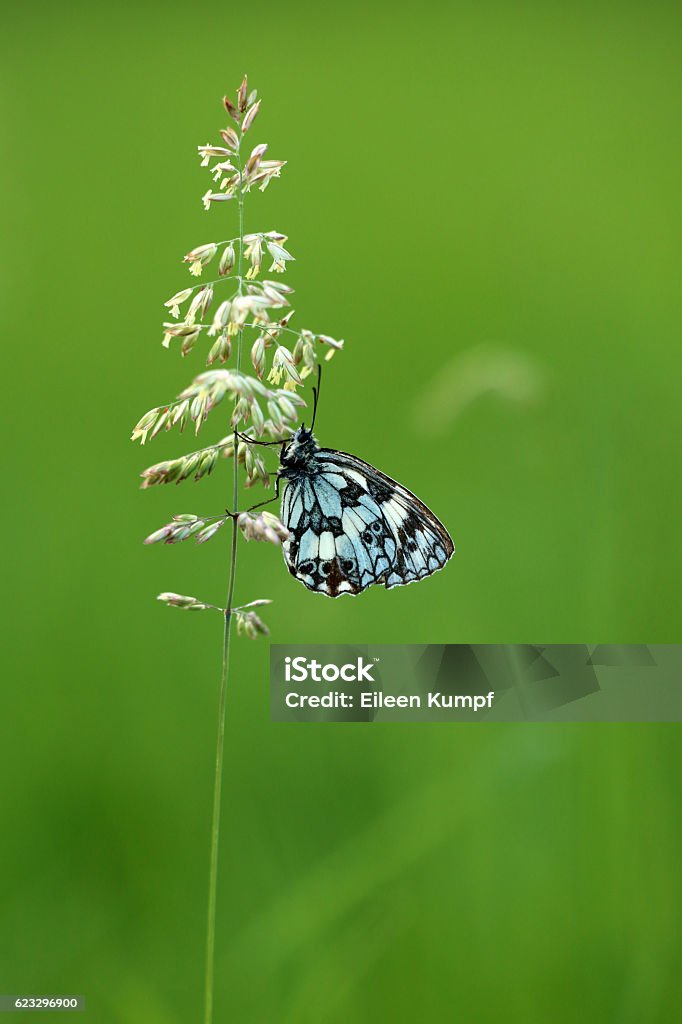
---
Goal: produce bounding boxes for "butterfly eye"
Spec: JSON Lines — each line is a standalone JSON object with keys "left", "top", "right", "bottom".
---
{"left": 320, "top": 561, "right": 332, "bottom": 574}
{"left": 341, "top": 559, "right": 354, "bottom": 573}
{"left": 361, "top": 529, "right": 374, "bottom": 544}
{"left": 299, "top": 560, "right": 315, "bottom": 575}
{"left": 371, "top": 522, "right": 383, "bottom": 534}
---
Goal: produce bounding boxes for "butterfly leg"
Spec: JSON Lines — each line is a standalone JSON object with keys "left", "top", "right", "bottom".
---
{"left": 227, "top": 474, "right": 281, "bottom": 517}
{"left": 234, "top": 431, "right": 289, "bottom": 448}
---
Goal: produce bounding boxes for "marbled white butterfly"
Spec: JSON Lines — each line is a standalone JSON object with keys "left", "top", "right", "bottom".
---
{"left": 277, "top": 427, "right": 454, "bottom": 598}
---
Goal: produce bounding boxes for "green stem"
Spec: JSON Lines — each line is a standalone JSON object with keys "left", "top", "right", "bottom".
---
{"left": 204, "top": 134, "right": 246, "bottom": 1024}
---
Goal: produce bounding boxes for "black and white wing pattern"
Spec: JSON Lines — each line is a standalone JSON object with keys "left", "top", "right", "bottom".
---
{"left": 279, "top": 430, "right": 454, "bottom": 598}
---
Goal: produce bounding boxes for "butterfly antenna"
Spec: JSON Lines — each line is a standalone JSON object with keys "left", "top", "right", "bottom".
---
{"left": 311, "top": 363, "right": 322, "bottom": 432}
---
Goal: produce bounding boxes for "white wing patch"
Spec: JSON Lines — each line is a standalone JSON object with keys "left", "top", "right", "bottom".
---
{"left": 280, "top": 448, "right": 454, "bottom": 598}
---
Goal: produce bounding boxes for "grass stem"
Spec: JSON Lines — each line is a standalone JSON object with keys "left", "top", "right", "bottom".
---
{"left": 203, "top": 136, "right": 246, "bottom": 1024}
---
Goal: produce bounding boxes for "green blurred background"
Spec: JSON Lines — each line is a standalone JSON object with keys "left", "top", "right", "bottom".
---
{"left": 2, "top": 0, "right": 681, "bottom": 1020}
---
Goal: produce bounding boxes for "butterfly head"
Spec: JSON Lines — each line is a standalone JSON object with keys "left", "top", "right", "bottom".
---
{"left": 280, "top": 425, "right": 319, "bottom": 469}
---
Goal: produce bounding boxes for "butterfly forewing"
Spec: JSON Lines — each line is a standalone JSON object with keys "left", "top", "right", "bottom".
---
{"left": 280, "top": 435, "right": 454, "bottom": 598}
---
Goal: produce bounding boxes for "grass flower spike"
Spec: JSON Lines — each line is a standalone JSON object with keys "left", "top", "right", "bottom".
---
{"left": 132, "top": 76, "right": 345, "bottom": 1024}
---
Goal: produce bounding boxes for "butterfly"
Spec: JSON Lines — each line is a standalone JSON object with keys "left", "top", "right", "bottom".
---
{"left": 277, "top": 426, "right": 454, "bottom": 597}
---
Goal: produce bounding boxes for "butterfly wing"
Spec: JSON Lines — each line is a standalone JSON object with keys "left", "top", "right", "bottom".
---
{"left": 280, "top": 449, "right": 454, "bottom": 597}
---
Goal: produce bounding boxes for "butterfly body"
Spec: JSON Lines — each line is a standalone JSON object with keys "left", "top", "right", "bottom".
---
{"left": 279, "top": 427, "right": 454, "bottom": 597}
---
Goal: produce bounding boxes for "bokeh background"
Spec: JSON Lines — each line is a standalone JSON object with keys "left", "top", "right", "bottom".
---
{"left": 2, "top": 0, "right": 681, "bottom": 1020}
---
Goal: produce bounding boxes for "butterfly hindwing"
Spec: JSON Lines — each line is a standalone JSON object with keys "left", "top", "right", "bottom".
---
{"left": 320, "top": 450, "right": 454, "bottom": 589}
{"left": 280, "top": 440, "right": 454, "bottom": 598}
